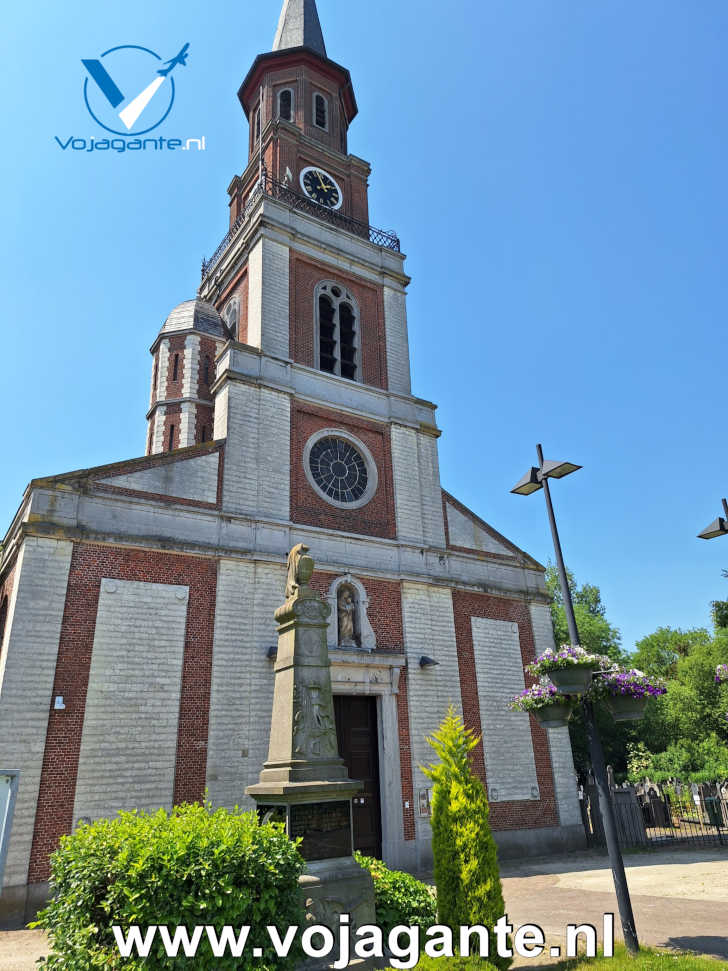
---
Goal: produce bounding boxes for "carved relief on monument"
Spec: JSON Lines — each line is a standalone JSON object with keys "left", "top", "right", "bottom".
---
{"left": 292, "top": 680, "right": 338, "bottom": 759}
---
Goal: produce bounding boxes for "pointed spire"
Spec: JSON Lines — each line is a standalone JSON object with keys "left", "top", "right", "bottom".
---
{"left": 273, "top": 0, "right": 327, "bottom": 58}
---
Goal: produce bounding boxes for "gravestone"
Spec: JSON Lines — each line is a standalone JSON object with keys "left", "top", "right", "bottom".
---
{"left": 247, "top": 544, "right": 375, "bottom": 936}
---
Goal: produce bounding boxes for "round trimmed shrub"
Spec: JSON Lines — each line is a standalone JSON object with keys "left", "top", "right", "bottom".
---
{"left": 32, "top": 802, "right": 305, "bottom": 970}
{"left": 354, "top": 852, "right": 436, "bottom": 934}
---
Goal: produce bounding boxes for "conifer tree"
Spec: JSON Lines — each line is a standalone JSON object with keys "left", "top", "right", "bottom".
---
{"left": 424, "top": 707, "right": 511, "bottom": 970}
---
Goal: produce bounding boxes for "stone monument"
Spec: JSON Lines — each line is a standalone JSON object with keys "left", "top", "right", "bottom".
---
{"left": 247, "top": 544, "right": 375, "bottom": 930}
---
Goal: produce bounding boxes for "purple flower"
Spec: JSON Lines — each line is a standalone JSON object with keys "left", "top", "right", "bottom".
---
{"left": 716, "top": 664, "right": 728, "bottom": 684}
{"left": 596, "top": 669, "right": 666, "bottom": 701}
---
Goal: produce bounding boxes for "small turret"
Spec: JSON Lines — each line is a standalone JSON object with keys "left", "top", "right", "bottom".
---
{"left": 146, "top": 298, "right": 227, "bottom": 454}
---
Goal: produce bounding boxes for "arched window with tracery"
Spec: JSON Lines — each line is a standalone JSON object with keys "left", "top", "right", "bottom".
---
{"left": 315, "top": 283, "right": 359, "bottom": 381}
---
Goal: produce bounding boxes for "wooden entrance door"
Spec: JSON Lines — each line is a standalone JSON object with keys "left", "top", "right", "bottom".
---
{"left": 334, "top": 695, "right": 382, "bottom": 858}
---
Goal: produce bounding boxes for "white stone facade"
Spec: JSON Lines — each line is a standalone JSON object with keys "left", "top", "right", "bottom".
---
{"left": 471, "top": 616, "right": 540, "bottom": 803}
{"left": 72, "top": 579, "right": 189, "bottom": 826}
{"left": 0, "top": 538, "right": 73, "bottom": 890}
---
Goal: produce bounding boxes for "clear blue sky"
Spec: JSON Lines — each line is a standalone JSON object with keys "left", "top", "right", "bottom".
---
{"left": 2, "top": 0, "right": 727, "bottom": 652}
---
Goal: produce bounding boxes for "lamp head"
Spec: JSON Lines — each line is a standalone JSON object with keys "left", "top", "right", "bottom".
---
{"left": 511, "top": 467, "right": 542, "bottom": 496}
{"left": 541, "top": 459, "right": 582, "bottom": 479}
{"left": 698, "top": 518, "right": 728, "bottom": 541}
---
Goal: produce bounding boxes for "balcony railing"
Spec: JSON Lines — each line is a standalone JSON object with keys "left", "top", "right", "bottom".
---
{"left": 201, "top": 174, "right": 400, "bottom": 284}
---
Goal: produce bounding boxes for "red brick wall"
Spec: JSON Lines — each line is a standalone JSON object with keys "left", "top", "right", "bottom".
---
{"left": 289, "top": 253, "right": 388, "bottom": 389}
{"left": 197, "top": 338, "right": 217, "bottom": 401}
{"left": 165, "top": 336, "right": 186, "bottom": 399}
{"left": 290, "top": 401, "right": 396, "bottom": 539}
{"left": 162, "top": 403, "right": 182, "bottom": 452}
{"left": 397, "top": 670, "right": 416, "bottom": 840}
{"left": 451, "top": 590, "right": 558, "bottom": 831}
{"left": 27, "top": 544, "right": 218, "bottom": 883}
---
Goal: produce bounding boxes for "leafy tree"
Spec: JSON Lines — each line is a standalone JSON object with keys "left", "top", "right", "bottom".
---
{"left": 545, "top": 565, "right": 625, "bottom": 664}
{"left": 632, "top": 627, "right": 710, "bottom": 679}
{"left": 629, "top": 734, "right": 728, "bottom": 783}
{"left": 424, "top": 708, "right": 510, "bottom": 970}
{"left": 629, "top": 625, "right": 728, "bottom": 781}
{"left": 712, "top": 599, "right": 728, "bottom": 630}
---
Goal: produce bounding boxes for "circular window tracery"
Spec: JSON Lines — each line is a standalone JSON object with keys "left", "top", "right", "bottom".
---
{"left": 309, "top": 437, "right": 368, "bottom": 504}
{"left": 303, "top": 429, "right": 378, "bottom": 510}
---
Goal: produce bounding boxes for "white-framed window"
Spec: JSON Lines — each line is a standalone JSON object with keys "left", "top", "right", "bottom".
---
{"left": 313, "top": 92, "right": 329, "bottom": 130}
{"left": 278, "top": 87, "right": 294, "bottom": 122}
{"left": 315, "top": 281, "right": 359, "bottom": 381}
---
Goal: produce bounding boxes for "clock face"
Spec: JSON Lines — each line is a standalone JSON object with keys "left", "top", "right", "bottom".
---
{"left": 300, "top": 167, "right": 343, "bottom": 210}
{"left": 309, "top": 436, "right": 368, "bottom": 504}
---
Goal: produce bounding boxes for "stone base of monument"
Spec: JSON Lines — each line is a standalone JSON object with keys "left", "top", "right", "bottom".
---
{"left": 248, "top": 780, "right": 376, "bottom": 944}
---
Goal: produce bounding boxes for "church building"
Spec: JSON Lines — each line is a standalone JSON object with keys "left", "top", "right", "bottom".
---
{"left": 0, "top": 0, "right": 583, "bottom": 928}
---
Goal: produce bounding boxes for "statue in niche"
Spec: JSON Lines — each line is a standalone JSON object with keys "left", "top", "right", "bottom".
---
{"left": 337, "top": 587, "right": 358, "bottom": 647}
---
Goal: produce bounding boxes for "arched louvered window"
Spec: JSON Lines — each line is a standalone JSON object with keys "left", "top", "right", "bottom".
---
{"left": 278, "top": 88, "right": 293, "bottom": 122}
{"left": 315, "top": 283, "right": 359, "bottom": 381}
{"left": 224, "top": 298, "right": 239, "bottom": 340}
{"left": 314, "top": 93, "right": 328, "bottom": 130}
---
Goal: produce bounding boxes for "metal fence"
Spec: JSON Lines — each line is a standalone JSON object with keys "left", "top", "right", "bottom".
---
{"left": 200, "top": 173, "right": 401, "bottom": 285}
{"left": 581, "top": 778, "right": 728, "bottom": 850}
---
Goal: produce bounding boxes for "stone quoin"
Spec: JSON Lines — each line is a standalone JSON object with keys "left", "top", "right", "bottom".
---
{"left": 0, "top": 0, "right": 584, "bottom": 929}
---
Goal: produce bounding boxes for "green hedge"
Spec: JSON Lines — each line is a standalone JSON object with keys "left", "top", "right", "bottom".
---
{"left": 32, "top": 803, "right": 305, "bottom": 970}
{"left": 354, "top": 852, "right": 437, "bottom": 934}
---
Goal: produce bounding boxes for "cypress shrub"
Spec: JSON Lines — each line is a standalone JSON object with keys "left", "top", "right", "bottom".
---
{"left": 31, "top": 802, "right": 305, "bottom": 970}
{"left": 424, "top": 707, "right": 511, "bottom": 971}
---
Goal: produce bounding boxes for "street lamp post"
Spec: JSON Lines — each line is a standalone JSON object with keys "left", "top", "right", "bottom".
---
{"left": 512, "top": 444, "right": 639, "bottom": 955}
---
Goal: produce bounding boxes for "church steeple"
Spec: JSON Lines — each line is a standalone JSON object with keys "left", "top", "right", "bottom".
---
{"left": 273, "top": 0, "right": 327, "bottom": 58}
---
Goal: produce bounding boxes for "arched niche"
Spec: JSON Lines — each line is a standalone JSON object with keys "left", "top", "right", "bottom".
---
{"left": 325, "top": 575, "right": 376, "bottom": 652}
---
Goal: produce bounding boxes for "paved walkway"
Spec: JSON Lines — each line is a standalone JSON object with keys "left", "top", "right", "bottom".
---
{"left": 1, "top": 847, "right": 726, "bottom": 968}
{"left": 500, "top": 846, "right": 728, "bottom": 967}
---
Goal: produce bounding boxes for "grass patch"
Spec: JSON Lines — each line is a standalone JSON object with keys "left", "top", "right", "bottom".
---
{"left": 394, "top": 945, "right": 721, "bottom": 970}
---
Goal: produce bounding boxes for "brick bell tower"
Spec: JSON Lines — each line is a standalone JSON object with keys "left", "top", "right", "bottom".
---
{"left": 198, "top": 0, "right": 422, "bottom": 543}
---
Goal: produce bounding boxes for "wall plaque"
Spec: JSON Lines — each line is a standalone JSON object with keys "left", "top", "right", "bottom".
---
{"left": 290, "top": 800, "right": 352, "bottom": 861}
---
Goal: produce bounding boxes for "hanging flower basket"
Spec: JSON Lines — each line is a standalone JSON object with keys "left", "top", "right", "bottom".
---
{"left": 596, "top": 670, "right": 667, "bottom": 722}
{"left": 509, "top": 683, "right": 575, "bottom": 728}
{"left": 604, "top": 694, "right": 647, "bottom": 722}
{"left": 532, "top": 701, "right": 574, "bottom": 729}
{"left": 526, "top": 645, "right": 608, "bottom": 696}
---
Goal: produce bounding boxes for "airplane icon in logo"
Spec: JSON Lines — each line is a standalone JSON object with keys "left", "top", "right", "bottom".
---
{"left": 157, "top": 43, "right": 190, "bottom": 77}
{"left": 83, "top": 43, "right": 190, "bottom": 132}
